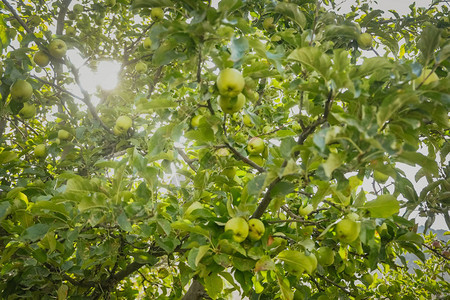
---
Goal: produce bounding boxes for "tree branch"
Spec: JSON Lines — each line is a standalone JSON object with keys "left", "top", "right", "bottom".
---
{"left": 224, "top": 142, "right": 266, "bottom": 173}
{"left": 176, "top": 147, "right": 198, "bottom": 172}
{"left": 317, "top": 273, "right": 356, "bottom": 297}
{"left": 182, "top": 279, "right": 210, "bottom": 300}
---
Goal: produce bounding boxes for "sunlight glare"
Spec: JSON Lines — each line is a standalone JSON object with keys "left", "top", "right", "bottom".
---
{"left": 96, "top": 60, "right": 120, "bottom": 90}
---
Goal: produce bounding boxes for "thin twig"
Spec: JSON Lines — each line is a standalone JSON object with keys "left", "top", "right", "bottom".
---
{"left": 176, "top": 147, "right": 197, "bottom": 172}
{"left": 224, "top": 142, "right": 266, "bottom": 173}
{"left": 317, "top": 274, "right": 356, "bottom": 297}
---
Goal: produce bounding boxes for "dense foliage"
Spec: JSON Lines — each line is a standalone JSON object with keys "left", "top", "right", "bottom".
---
{"left": 0, "top": 0, "right": 449, "bottom": 299}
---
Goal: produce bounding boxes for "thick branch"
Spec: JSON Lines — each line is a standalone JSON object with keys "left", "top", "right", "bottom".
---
{"left": 182, "top": 279, "right": 209, "bottom": 300}
{"left": 56, "top": 0, "right": 72, "bottom": 35}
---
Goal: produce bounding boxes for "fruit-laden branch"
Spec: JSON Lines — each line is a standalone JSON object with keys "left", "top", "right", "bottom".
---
{"left": 224, "top": 142, "right": 266, "bottom": 173}
{"left": 423, "top": 243, "right": 450, "bottom": 261}
{"left": 316, "top": 273, "right": 356, "bottom": 297}
{"left": 251, "top": 90, "right": 334, "bottom": 219}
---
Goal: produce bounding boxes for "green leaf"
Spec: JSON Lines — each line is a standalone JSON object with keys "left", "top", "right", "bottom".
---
{"left": 288, "top": 47, "right": 331, "bottom": 79}
{"left": 195, "top": 245, "right": 210, "bottom": 267}
{"left": 397, "top": 232, "right": 424, "bottom": 245}
{"left": 230, "top": 36, "right": 249, "bottom": 62}
{"left": 0, "top": 201, "right": 11, "bottom": 221}
{"left": 418, "top": 25, "right": 441, "bottom": 63}
{"left": 397, "top": 151, "right": 439, "bottom": 177}
{"left": 0, "top": 151, "right": 17, "bottom": 164}
{"left": 277, "top": 250, "right": 312, "bottom": 275}
{"left": 275, "top": 2, "right": 306, "bottom": 29}
{"left": 117, "top": 211, "right": 133, "bottom": 232}
{"left": 21, "top": 223, "right": 50, "bottom": 241}
{"left": 363, "top": 195, "right": 399, "bottom": 218}
{"left": 131, "top": 251, "right": 158, "bottom": 265}
{"left": 352, "top": 57, "right": 392, "bottom": 78}
{"left": 276, "top": 273, "right": 294, "bottom": 300}
{"left": 137, "top": 96, "right": 177, "bottom": 110}
{"left": 376, "top": 92, "right": 419, "bottom": 127}
{"left": 57, "top": 284, "right": 68, "bottom": 300}
{"left": 322, "top": 153, "right": 342, "bottom": 178}
{"left": 204, "top": 273, "right": 223, "bottom": 300}
{"left": 254, "top": 255, "right": 276, "bottom": 272}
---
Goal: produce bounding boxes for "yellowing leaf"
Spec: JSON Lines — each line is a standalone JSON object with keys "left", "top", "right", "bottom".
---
{"left": 364, "top": 195, "right": 399, "bottom": 218}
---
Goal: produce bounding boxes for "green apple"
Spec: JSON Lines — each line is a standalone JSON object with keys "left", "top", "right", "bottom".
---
{"left": 222, "top": 167, "right": 236, "bottom": 179}
{"left": 335, "top": 218, "right": 360, "bottom": 244}
{"left": 115, "top": 116, "right": 132, "bottom": 132}
{"left": 66, "top": 26, "right": 76, "bottom": 36}
{"left": 113, "top": 125, "right": 123, "bottom": 136}
{"left": 248, "top": 218, "right": 265, "bottom": 241}
{"left": 19, "top": 103, "right": 36, "bottom": 119}
{"left": 415, "top": 69, "right": 439, "bottom": 85}
{"left": 357, "top": 33, "right": 373, "bottom": 50}
{"left": 298, "top": 204, "right": 313, "bottom": 216}
{"left": 217, "top": 25, "right": 234, "bottom": 39}
{"left": 217, "top": 68, "right": 245, "bottom": 97}
{"left": 225, "top": 217, "right": 249, "bottom": 243}
{"left": 48, "top": 39, "right": 67, "bottom": 59}
{"left": 73, "top": 4, "right": 83, "bottom": 14}
{"left": 247, "top": 137, "right": 265, "bottom": 154}
{"left": 34, "top": 144, "right": 46, "bottom": 158}
{"left": 362, "top": 273, "right": 373, "bottom": 286}
{"left": 216, "top": 148, "right": 230, "bottom": 157}
{"left": 191, "top": 115, "right": 203, "bottom": 128}
{"left": 10, "top": 80, "right": 33, "bottom": 102}
{"left": 219, "top": 93, "right": 245, "bottom": 114}
{"left": 248, "top": 155, "right": 264, "bottom": 166}
{"left": 378, "top": 284, "right": 388, "bottom": 293}
{"left": 151, "top": 7, "right": 164, "bottom": 21}
{"left": 243, "top": 114, "right": 253, "bottom": 127}
{"left": 143, "top": 37, "right": 152, "bottom": 49}
{"left": 344, "top": 261, "right": 355, "bottom": 275}
{"left": 33, "top": 51, "right": 50, "bottom": 67}
{"left": 263, "top": 17, "right": 275, "bottom": 31}
{"left": 374, "top": 170, "right": 389, "bottom": 183}
{"left": 317, "top": 246, "right": 334, "bottom": 266}
{"left": 135, "top": 61, "right": 147, "bottom": 73}
{"left": 58, "top": 129, "right": 71, "bottom": 140}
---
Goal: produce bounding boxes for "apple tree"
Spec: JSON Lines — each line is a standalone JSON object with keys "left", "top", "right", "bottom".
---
{"left": 0, "top": 0, "right": 449, "bottom": 299}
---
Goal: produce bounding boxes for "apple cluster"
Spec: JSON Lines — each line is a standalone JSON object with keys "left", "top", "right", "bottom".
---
{"left": 224, "top": 217, "right": 265, "bottom": 243}
{"left": 216, "top": 68, "right": 246, "bottom": 114}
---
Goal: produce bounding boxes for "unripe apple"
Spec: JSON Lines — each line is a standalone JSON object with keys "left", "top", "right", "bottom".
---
{"left": 217, "top": 68, "right": 245, "bottom": 97}
{"left": 10, "top": 80, "right": 33, "bottom": 102}
{"left": 248, "top": 218, "right": 265, "bottom": 241}
{"left": 151, "top": 7, "right": 164, "bottom": 21}
{"left": 34, "top": 144, "right": 46, "bottom": 158}
{"left": 415, "top": 69, "right": 439, "bottom": 86}
{"left": 317, "top": 246, "right": 334, "bottom": 266}
{"left": 33, "top": 51, "right": 50, "bottom": 67}
{"left": 48, "top": 39, "right": 67, "bottom": 59}
{"left": 219, "top": 93, "right": 245, "bottom": 114}
{"left": 431, "top": 240, "right": 441, "bottom": 248}
{"left": 19, "top": 103, "right": 36, "bottom": 119}
{"left": 58, "top": 129, "right": 71, "bottom": 140}
{"left": 113, "top": 125, "right": 123, "bottom": 136}
{"left": 225, "top": 217, "right": 249, "bottom": 243}
{"left": 298, "top": 204, "right": 313, "bottom": 216}
{"left": 243, "top": 114, "right": 254, "bottom": 127}
{"left": 357, "top": 33, "right": 373, "bottom": 49}
{"left": 66, "top": 26, "right": 76, "bottom": 36}
{"left": 374, "top": 170, "right": 389, "bottom": 183}
{"left": 191, "top": 115, "right": 203, "bottom": 128}
{"left": 362, "top": 273, "right": 373, "bottom": 286}
{"left": 143, "top": 37, "right": 152, "bottom": 49}
{"left": 216, "top": 148, "right": 230, "bottom": 157}
{"left": 73, "top": 4, "right": 83, "bottom": 14}
{"left": 247, "top": 137, "right": 265, "bottom": 154}
{"left": 135, "top": 61, "right": 147, "bottom": 73}
{"left": 306, "top": 253, "right": 317, "bottom": 274}
{"left": 115, "top": 116, "right": 132, "bottom": 132}
{"left": 335, "top": 218, "right": 360, "bottom": 244}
